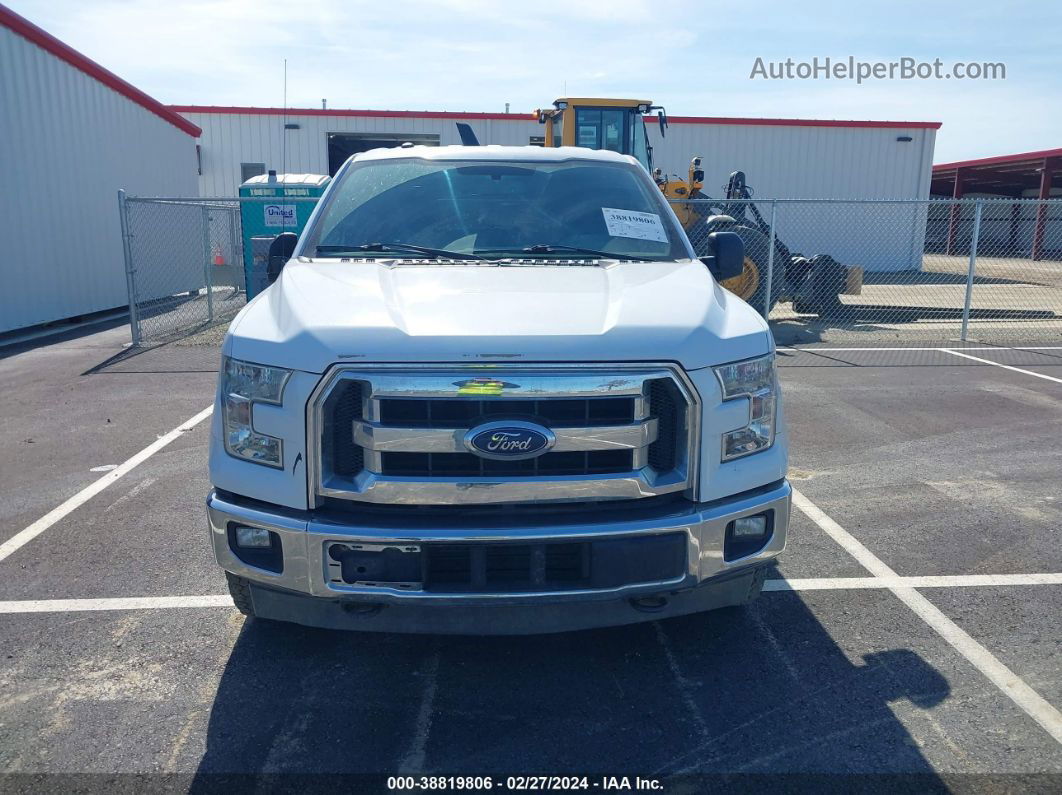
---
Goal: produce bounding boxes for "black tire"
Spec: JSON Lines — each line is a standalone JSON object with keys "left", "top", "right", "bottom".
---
{"left": 793, "top": 255, "right": 846, "bottom": 318}
{"left": 226, "top": 571, "right": 255, "bottom": 617}
{"left": 739, "top": 565, "right": 768, "bottom": 606}
{"left": 715, "top": 566, "right": 769, "bottom": 614}
{"left": 725, "top": 225, "right": 785, "bottom": 318}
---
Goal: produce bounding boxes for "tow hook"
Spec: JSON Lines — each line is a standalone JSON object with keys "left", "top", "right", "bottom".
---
{"left": 341, "top": 600, "right": 384, "bottom": 617}
{"left": 629, "top": 595, "right": 669, "bottom": 613}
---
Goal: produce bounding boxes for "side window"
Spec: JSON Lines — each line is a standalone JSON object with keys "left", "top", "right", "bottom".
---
{"left": 241, "top": 162, "right": 266, "bottom": 183}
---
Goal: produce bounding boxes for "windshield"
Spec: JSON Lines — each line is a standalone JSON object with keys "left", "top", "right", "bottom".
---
{"left": 301, "top": 157, "right": 688, "bottom": 261}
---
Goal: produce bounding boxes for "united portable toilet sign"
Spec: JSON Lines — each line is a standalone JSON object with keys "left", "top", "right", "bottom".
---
{"left": 264, "top": 204, "right": 297, "bottom": 227}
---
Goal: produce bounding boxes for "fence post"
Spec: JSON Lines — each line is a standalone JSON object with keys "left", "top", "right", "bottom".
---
{"left": 764, "top": 200, "right": 777, "bottom": 318}
{"left": 229, "top": 205, "right": 242, "bottom": 295}
{"left": 201, "top": 205, "right": 215, "bottom": 323}
{"left": 960, "top": 198, "right": 983, "bottom": 342}
{"left": 118, "top": 189, "right": 141, "bottom": 347}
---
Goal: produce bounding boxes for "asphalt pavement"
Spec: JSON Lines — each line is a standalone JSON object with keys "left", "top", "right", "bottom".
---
{"left": 0, "top": 329, "right": 1059, "bottom": 791}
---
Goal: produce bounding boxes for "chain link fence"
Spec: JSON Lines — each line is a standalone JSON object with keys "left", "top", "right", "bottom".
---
{"left": 119, "top": 194, "right": 1062, "bottom": 351}
{"left": 672, "top": 197, "right": 1062, "bottom": 344}
{"left": 119, "top": 193, "right": 319, "bottom": 348}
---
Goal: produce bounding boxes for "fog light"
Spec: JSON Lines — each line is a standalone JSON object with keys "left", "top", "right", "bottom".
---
{"left": 732, "top": 515, "right": 768, "bottom": 538}
{"left": 235, "top": 526, "right": 272, "bottom": 548}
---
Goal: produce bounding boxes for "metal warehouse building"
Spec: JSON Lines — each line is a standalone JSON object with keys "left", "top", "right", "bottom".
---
{"left": 0, "top": 6, "right": 201, "bottom": 334}
{"left": 176, "top": 105, "right": 940, "bottom": 272}
{"left": 177, "top": 105, "right": 940, "bottom": 200}
{"left": 930, "top": 148, "right": 1061, "bottom": 259}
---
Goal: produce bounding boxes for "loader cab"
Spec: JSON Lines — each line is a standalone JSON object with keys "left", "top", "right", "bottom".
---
{"left": 536, "top": 98, "right": 664, "bottom": 174}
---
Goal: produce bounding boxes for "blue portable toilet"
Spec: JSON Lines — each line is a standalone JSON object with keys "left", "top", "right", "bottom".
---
{"left": 238, "top": 171, "right": 330, "bottom": 298}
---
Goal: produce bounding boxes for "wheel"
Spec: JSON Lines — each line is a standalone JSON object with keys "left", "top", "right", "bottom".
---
{"left": 226, "top": 571, "right": 255, "bottom": 617}
{"left": 793, "top": 254, "right": 846, "bottom": 318}
{"left": 713, "top": 566, "right": 769, "bottom": 615}
{"left": 738, "top": 565, "right": 768, "bottom": 606}
{"left": 718, "top": 225, "right": 785, "bottom": 318}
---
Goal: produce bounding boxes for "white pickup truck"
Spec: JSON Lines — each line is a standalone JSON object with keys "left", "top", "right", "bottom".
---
{"left": 207, "top": 145, "right": 791, "bottom": 633}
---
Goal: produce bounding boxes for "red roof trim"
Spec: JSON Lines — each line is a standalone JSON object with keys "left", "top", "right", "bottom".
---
{"left": 666, "top": 115, "right": 940, "bottom": 130}
{"left": 170, "top": 105, "right": 524, "bottom": 121}
{"left": 933, "top": 147, "right": 1062, "bottom": 172}
{"left": 170, "top": 105, "right": 941, "bottom": 130}
{"left": 0, "top": 4, "right": 201, "bottom": 138}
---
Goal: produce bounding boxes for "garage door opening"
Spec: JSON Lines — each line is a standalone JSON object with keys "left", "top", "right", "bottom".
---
{"left": 327, "top": 132, "right": 440, "bottom": 174}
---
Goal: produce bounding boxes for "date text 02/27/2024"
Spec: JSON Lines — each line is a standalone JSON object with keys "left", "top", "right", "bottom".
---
{"left": 386, "top": 775, "right": 664, "bottom": 791}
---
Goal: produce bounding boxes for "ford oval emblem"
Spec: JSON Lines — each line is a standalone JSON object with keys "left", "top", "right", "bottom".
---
{"left": 464, "top": 420, "right": 556, "bottom": 461}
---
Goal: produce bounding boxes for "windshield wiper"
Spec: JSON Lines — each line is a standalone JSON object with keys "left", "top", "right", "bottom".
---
{"left": 518, "top": 244, "right": 653, "bottom": 262}
{"left": 315, "top": 243, "right": 483, "bottom": 260}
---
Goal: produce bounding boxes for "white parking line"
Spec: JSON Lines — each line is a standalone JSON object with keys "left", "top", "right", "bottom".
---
{"left": 783, "top": 346, "right": 1062, "bottom": 352}
{"left": 792, "top": 488, "right": 1062, "bottom": 746}
{"left": 765, "top": 573, "right": 1062, "bottom": 590}
{"left": 0, "top": 595, "right": 231, "bottom": 614}
{"left": 0, "top": 405, "right": 214, "bottom": 565}
{"left": 937, "top": 349, "right": 1062, "bottom": 384}
{"left": 1, "top": 572, "right": 1060, "bottom": 615}
{"left": 398, "top": 650, "right": 441, "bottom": 774}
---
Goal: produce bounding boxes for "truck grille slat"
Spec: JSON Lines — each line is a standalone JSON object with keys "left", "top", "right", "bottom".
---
{"left": 326, "top": 380, "right": 364, "bottom": 477}
{"left": 647, "top": 379, "right": 679, "bottom": 472}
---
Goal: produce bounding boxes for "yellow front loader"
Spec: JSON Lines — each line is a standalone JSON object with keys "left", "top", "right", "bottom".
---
{"left": 532, "top": 97, "right": 859, "bottom": 317}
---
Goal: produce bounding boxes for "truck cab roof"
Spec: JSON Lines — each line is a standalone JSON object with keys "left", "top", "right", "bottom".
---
{"left": 348, "top": 144, "right": 639, "bottom": 166}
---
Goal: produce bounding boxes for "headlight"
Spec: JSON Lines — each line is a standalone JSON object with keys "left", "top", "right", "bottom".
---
{"left": 714, "top": 353, "right": 777, "bottom": 461}
{"left": 220, "top": 357, "right": 291, "bottom": 468}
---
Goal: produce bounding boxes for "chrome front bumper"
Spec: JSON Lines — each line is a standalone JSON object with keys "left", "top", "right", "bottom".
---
{"left": 208, "top": 480, "right": 790, "bottom": 620}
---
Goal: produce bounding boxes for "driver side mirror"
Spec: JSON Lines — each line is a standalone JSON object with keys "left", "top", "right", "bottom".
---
{"left": 700, "top": 231, "right": 744, "bottom": 282}
{"left": 267, "top": 232, "right": 298, "bottom": 285}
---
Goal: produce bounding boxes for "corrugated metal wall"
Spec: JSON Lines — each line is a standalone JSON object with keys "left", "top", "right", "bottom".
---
{"left": 647, "top": 121, "right": 937, "bottom": 272}
{"left": 186, "top": 112, "right": 539, "bottom": 197}
{"left": 185, "top": 110, "right": 934, "bottom": 200}
{"left": 182, "top": 110, "right": 937, "bottom": 271}
{"left": 0, "top": 26, "right": 199, "bottom": 334}
{"left": 646, "top": 123, "right": 935, "bottom": 199}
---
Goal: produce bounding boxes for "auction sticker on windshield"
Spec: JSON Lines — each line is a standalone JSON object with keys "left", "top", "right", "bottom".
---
{"left": 601, "top": 208, "right": 668, "bottom": 243}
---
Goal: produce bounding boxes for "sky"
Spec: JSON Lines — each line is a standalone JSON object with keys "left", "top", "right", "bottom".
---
{"left": 9, "top": 0, "right": 1060, "bottom": 163}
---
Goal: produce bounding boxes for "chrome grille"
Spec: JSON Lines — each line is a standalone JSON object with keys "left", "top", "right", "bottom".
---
{"left": 308, "top": 365, "right": 697, "bottom": 506}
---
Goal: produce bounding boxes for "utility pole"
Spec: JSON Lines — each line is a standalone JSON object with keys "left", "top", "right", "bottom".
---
{"left": 282, "top": 58, "right": 288, "bottom": 175}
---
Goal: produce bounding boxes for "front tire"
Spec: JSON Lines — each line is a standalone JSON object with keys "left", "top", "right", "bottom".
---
{"left": 738, "top": 565, "right": 768, "bottom": 606}
{"left": 226, "top": 571, "right": 255, "bottom": 617}
{"left": 719, "top": 225, "right": 785, "bottom": 318}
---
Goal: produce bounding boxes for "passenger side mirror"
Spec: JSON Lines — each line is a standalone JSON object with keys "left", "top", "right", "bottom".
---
{"left": 267, "top": 232, "right": 298, "bottom": 285}
{"left": 700, "top": 231, "right": 745, "bottom": 282}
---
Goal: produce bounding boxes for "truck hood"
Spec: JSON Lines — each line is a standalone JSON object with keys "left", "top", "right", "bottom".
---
{"left": 227, "top": 259, "right": 770, "bottom": 373}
